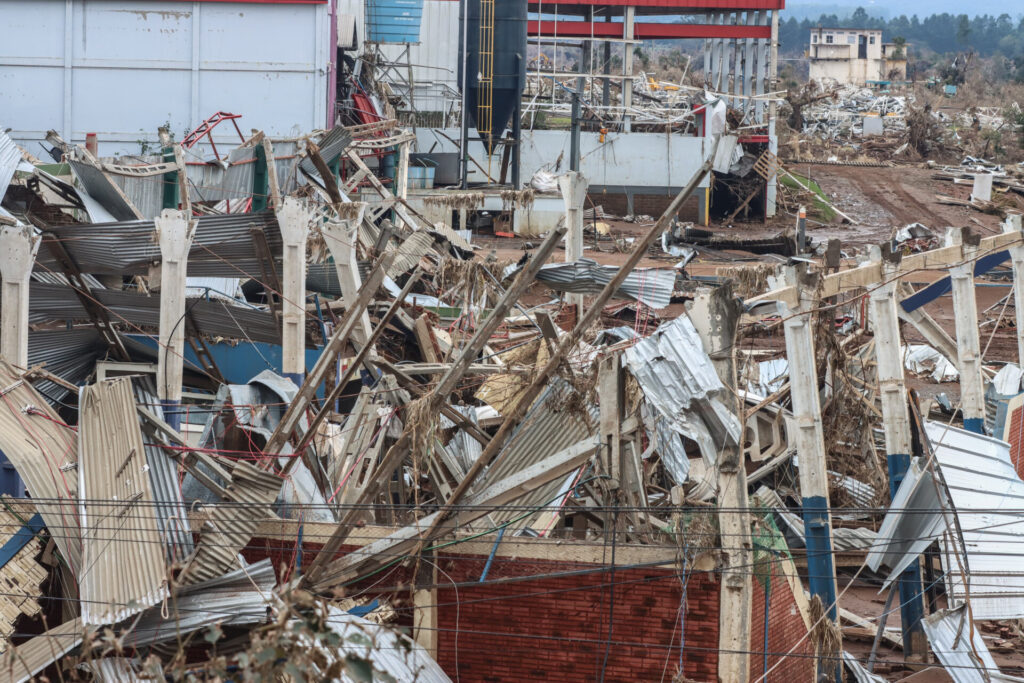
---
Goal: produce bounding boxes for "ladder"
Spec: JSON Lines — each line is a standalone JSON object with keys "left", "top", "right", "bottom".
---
{"left": 477, "top": 0, "right": 495, "bottom": 155}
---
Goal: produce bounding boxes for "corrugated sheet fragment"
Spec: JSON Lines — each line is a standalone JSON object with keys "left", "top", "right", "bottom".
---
{"left": 26, "top": 282, "right": 280, "bottom": 344}
{"left": 130, "top": 377, "right": 194, "bottom": 563}
{"left": 321, "top": 609, "right": 452, "bottom": 683}
{"left": 124, "top": 559, "right": 273, "bottom": 649}
{"left": 474, "top": 377, "right": 597, "bottom": 530}
{"left": 922, "top": 605, "right": 1022, "bottom": 683}
{"left": 27, "top": 329, "right": 107, "bottom": 404}
{"left": 78, "top": 377, "right": 169, "bottom": 626}
{"left": 624, "top": 316, "right": 742, "bottom": 466}
{"left": 34, "top": 212, "right": 283, "bottom": 278}
{"left": 178, "top": 460, "right": 283, "bottom": 585}
{"left": 0, "top": 618, "right": 83, "bottom": 683}
{"left": 387, "top": 230, "right": 436, "bottom": 277}
{"left": 755, "top": 486, "right": 877, "bottom": 551}
{"left": 299, "top": 127, "right": 353, "bottom": 176}
{"left": 866, "top": 456, "right": 949, "bottom": 588}
{"left": 0, "top": 361, "right": 81, "bottom": 571}
{"left": 0, "top": 499, "right": 46, "bottom": 652}
{"left": 68, "top": 160, "right": 141, "bottom": 221}
{"left": 0, "top": 130, "right": 22, "bottom": 201}
{"left": 79, "top": 658, "right": 161, "bottom": 682}
{"left": 533, "top": 258, "right": 676, "bottom": 310}
{"left": 842, "top": 652, "right": 887, "bottom": 683}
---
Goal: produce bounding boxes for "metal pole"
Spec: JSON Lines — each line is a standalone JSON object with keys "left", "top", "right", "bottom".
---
{"left": 796, "top": 205, "right": 807, "bottom": 254}
{"left": 460, "top": 0, "right": 470, "bottom": 189}
{"left": 570, "top": 89, "right": 581, "bottom": 173}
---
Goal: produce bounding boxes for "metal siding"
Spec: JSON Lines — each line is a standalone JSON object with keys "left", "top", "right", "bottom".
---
{"left": 0, "top": 361, "right": 82, "bottom": 573}
{"left": 78, "top": 377, "right": 169, "bottom": 626}
{"left": 0, "top": 0, "right": 328, "bottom": 154}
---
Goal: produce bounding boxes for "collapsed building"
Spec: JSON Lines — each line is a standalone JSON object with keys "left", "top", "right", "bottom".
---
{"left": 1, "top": 1, "right": 1024, "bottom": 682}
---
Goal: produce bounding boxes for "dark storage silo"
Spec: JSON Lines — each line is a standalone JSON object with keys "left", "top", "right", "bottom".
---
{"left": 458, "top": 0, "right": 527, "bottom": 152}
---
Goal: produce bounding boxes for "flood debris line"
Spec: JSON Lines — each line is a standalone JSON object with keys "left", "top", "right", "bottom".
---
{"left": 0, "top": 102, "right": 1024, "bottom": 682}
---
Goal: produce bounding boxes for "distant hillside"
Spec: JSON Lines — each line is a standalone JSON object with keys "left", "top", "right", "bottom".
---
{"left": 785, "top": 1, "right": 1023, "bottom": 20}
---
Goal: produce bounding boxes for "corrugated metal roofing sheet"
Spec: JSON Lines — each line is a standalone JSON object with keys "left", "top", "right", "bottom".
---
{"left": 178, "top": 460, "right": 283, "bottom": 585}
{"left": 0, "top": 361, "right": 81, "bottom": 572}
{"left": 926, "top": 421, "right": 1024, "bottom": 620}
{"left": 476, "top": 377, "right": 597, "bottom": 530}
{"left": 131, "top": 377, "right": 194, "bottom": 563}
{"left": 324, "top": 608, "right": 452, "bottom": 683}
{"left": 69, "top": 160, "right": 141, "bottom": 221}
{"left": 27, "top": 329, "right": 106, "bottom": 404}
{"left": 78, "top": 377, "right": 169, "bottom": 626}
{"left": 387, "top": 229, "right": 436, "bottom": 277}
{"left": 35, "top": 212, "right": 283, "bottom": 278}
{"left": 0, "top": 129, "right": 22, "bottom": 202}
{"left": 0, "top": 617, "right": 83, "bottom": 683}
{"left": 922, "top": 605, "right": 1024, "bottom": 682}
{"left": 535, "top": 258, "right": 676, "bottom": 310}
{"left": 123, "top": 559, "right": 273, "bottom": 649}
{"left": 624, "top": 315, "right": 742, "bottom": 466}
{"left": 26, "top": 282, "right": 280, "bottom": 344}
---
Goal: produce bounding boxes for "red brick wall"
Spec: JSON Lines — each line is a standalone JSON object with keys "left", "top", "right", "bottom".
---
{"left": 749, "top": 565, "right": 816, "bottom": 682}
{"left": 590, "top": 192, "right": 703, "bottom": 220}
{"left": 432, "top": 554, "right": 720, "bottom": 683}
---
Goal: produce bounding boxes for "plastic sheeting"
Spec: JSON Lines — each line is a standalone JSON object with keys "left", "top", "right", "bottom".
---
{"left": 902, "top": 344, "right": 959, "bottom": 382}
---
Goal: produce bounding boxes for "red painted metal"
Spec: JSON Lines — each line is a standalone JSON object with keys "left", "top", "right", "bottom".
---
{"left": 528, "top": 0, "right": 783, "bottom": 8}
{"left": 182, "top": 111, "right": 246, "bottom": 161}
{"left": 529, "top": 19, "right": 771, "bottom": 39}
{"left": 739, "top": 135, "right": 770, "bottom": 144}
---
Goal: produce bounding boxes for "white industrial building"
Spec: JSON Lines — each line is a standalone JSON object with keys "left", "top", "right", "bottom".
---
{"left": 808, "top": 28, "right": 908, "bottom": 86}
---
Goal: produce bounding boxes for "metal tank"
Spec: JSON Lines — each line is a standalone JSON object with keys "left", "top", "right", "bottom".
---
{"left": 458, "top": 0, "right": 528, "bottom": 152}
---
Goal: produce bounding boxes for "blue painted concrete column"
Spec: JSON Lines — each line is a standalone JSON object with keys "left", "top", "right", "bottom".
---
{"left": 887, "top": 452, "right": 926, "bottom": 653}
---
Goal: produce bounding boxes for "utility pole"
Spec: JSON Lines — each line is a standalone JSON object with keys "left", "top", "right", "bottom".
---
{"left": 867, "top": 247, "right": 927, "bottom": 658}
{"left": 946, "top": 227, "right": 985, "bottom": 433}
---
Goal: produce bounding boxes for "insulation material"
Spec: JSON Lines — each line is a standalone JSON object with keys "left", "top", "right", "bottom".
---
{"left": 78, "top": 377, "right": 169, "bottom": 626}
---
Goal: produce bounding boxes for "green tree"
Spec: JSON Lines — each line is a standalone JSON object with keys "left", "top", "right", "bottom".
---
{"left": 957, "top": 15, "right": 971, "bottom": 47}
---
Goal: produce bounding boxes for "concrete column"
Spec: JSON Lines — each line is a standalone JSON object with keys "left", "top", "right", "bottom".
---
{"left": 1004, "top": 214, "right": 1024, "bottom": 368}
{"left": 396, "top": 140, "right": 411, "bottom": 201}
{"left": 156, "top": 210, "right": 196, "bottom": 430}
{"left": 276, "top": 198, "right": 312, "bottom": 385}
{"left": 622, "top": 6, "right": 635, "bottom": 133}
{"left": 946, "top": 227, "right": 986, "bottom": 433}
{"left": 765, "top": 9, "right": 780, "bottom": 218}
{"left": 322, "top": 203, "right": 373, "bottom": 350}
{"left": 0, "top": 225, "right": 41, "bottom": 368}
{"left": 780, "top": 265, "right": 839, "bottom": 631}
{"left": 867, "top": 249, "right": 926, "bottom": 658}
{"left": 558, "top": 171, "right": 588, "bottom": 313}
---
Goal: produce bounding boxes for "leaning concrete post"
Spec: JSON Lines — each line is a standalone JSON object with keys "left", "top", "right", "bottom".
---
{"left": 946, "top": 227, "right": 986, "bottom": 433}
{"left": 1003, "top": 214, "right": 1024, "bottom": 370}
{"left": 322, "top": 203, "right": 372, "bottom": 350}
{"left": 558, "top": 171, "right": 588, "bottom": 314}
{"left": 276, "top": 197, "right": 312, "bottom": 385}
{"left": 0, "top": 225, "right": 40, "bottom": 368}
{"left": 156, "top": 210, "right": 195, "bottom": 430}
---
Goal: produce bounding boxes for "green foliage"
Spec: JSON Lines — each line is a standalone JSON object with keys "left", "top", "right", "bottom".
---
{"left": 779, "top": 10, "right": 1024, "bottom": 60}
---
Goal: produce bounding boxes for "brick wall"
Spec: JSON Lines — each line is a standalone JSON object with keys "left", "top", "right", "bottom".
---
{"left": 749, "top": 564, "right": 816, "bottom": 682}
{"left": 244, "top": 536, "right": 815, "bottom": 683}
{"left": 590, "top": 192, "right": 703, "bottom": 220}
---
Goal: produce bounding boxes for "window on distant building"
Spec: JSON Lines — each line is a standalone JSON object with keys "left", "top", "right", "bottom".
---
{"left": 848, "top": 34, "right": 856, "bottom": 44}
{"left": 812, "top": 34, "right": 818, "bottom": 43}
{"left": 869, "top": 35, "right": 876, "bottom": 44}
{"left": 826, "top": 34, "right": 834, "bottom": 44}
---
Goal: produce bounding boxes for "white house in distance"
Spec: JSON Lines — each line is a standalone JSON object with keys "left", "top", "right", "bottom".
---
{"left": 808, "top": 28, "right": 908, "bottom": 86}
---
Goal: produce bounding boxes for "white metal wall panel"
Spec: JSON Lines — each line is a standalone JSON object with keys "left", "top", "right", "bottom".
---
{"left": 0, "top": 0, "right": 329, "bottom": 155}
{"left": 338, "top": 0, "right": 459, "bottom": 113}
